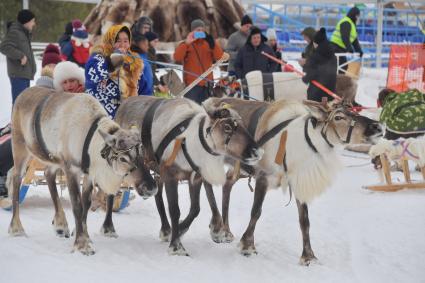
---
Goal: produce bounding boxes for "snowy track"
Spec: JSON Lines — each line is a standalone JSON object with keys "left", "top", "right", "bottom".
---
{"left": 1, "top": 55, "right": 424, "bottom": 283}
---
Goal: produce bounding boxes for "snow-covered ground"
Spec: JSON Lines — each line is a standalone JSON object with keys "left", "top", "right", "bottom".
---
{"left": 1, "top": 54, "right": 425, "bottom": 283}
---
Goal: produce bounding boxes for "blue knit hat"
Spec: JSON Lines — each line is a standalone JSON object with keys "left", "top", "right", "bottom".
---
{"left": 72, "top": 19, "right": 88, "bottom": 39}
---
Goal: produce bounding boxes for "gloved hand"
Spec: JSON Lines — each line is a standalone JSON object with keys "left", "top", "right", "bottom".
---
{"left": 302, "top": 76, "right": 309, "bottom": 84}
{"left": 105, "top": 52, "right": 125, "bottom": 72}
{"left": 359, "top": 50, "right": 364, "bottom": 58}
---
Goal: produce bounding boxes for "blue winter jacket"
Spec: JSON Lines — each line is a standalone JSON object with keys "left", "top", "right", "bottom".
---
{"left": 138, "top": 53, "right": 153, "bottom": 96}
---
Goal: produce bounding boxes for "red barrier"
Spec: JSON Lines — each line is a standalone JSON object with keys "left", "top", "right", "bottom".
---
{"left": 387, "top": 44, "right": 425, "bottom": 92}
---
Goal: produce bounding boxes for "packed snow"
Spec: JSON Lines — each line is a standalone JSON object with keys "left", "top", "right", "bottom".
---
{"left": 0, "top": 54, "right": 424, "bottom": 283}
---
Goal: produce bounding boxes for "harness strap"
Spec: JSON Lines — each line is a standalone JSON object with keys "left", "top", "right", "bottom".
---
{"left": 81, "top": 116, "right": 105, "bottom": 174}
{"left": 257, "top": 118, "right": 295, "bottom": 147}
{"left": 181, "top": 139, "right": 200, "bottom": 173}
{"left": 274, "top": 131, "right": 288, "bottom": 165}
{"left": 241, "top": 78, "right": 249, "bottom": 100}
{"left": 400, "top": 140, "right": 420, "bottom": 160}
{"left": 262, "top": 73, "right": 275, "bottom": 102}
{"left": 155, "top": 115, "right": 195, "bottom": 162}
{"left": 141, "top": 99, "right": 164, "bottom": 162}
{"left": 320, "top": 128, "right": 335, "bottom": 148}
{"left": 164, "top": 139, "right": 183, "bottom": 166}
{"left": 199, "top": 116, "right": 219, "bottom": 156}
{"left": 344, "top": 120, "right": 356, "bottom": 143}
{"left": 305, "top": 117, "right": 318, "bottom": 153}
{"left": 34, "top": 95, "right": 57, "bottom": 162}
{"left": 248, "top": 105, "right": 268, "bottom": 138}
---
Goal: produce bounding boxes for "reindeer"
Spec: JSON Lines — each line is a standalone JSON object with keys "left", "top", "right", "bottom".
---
{"left": 114, "top": 96, "right": 262, "bottom": 255}
{"left": 182, "top": 98, "right": 382, "bottom": 264}
{"left": 9, "top": 87, "right": 157, "bottom": 255}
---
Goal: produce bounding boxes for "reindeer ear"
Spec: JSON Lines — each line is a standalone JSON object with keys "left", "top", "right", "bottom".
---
{"left": 98, "top": 128, "right": 117, "bottom": 147}
{"left": 303, "top": 100, "right": 328, "bottom": 121}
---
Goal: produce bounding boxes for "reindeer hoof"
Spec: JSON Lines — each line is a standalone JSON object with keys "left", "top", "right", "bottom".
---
{"left": 52, "top": 221, "right": 70, "bottom": 238}
{"left": 168, "top": 242, "right": 189, "bottom": 256}
{"left": 55, "top": 228, "right": 70, "bottom": 238}
{"left": 100, "top": 226, "right": 118, "bottom": 238}
{"left": 210, "top": 229, "right": 225, "bottom": 243}
{"left": 8, "top": 226, "right": 26, "bottom": 237}
{"left": 223, "top": 231, "right": 234, "bottom": 243}
{"left": 159, "top": 228, "right": 171, "bottom": 242}
{"left": 299, "top": 255, "right": 319, "bottom": 266}
{"left": 8, "top": 219, "right": 26, "bottom": 237}
{"left": 238, "top": 240, "right": 257, "bottom": 256}
{"left": 73, "top": 237, "right": 95, "bottom": 256}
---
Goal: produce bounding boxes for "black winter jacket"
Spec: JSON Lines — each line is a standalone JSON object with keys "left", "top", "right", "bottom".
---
{"left": 234, "top": 35, "right": 279, "bottom": 79}
{"left": 302, "top": 40, "right": 337, "bottom": 102}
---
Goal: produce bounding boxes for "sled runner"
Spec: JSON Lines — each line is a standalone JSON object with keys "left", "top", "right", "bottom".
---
{"left": 364, "top": 154, "right": 425, "bottom": 192}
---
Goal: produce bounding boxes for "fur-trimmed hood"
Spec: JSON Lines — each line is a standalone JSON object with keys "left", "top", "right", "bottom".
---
{"left": 53, "top": 61, "right": 85, "bottom": 91}
{"left": 91, "top": 25, "right": 142, "bottom": 76}
{"left": 91, "top": 25, "right": 131, "bottom": 56}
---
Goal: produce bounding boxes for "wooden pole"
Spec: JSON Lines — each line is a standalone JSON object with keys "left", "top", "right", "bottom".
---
{"left": 402, "top": 159, "right": 411, "bottom": 183}
{"left": 380, "top": 154, "right": 392, "bottom": 185}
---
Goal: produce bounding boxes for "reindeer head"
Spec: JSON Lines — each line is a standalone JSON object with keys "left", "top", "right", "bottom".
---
{"left": 98, "top": 127, "right": 157, "bottom": 199}
{"left": 303, "top": 100, "right": 383, "bottom": 145}
{"left": 202, "top": 100, "right": 263, "bottom": 165}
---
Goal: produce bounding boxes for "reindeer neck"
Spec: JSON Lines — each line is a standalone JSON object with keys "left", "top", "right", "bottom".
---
{"left": 87, "top": 118, "right": 123, "bottom": 191}
{"left": 183, "top": 114, "right": 226, "bottom": 185}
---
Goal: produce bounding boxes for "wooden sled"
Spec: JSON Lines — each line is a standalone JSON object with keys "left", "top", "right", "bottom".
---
{"left": 364, "top": 154, "right": 425, "bottom": 192}
{"left": 2, "top": 159, "right": 132, "bottom": 211}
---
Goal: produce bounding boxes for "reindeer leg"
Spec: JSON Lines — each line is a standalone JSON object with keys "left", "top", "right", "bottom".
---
{"left": 296, "top": 199, "right": 318, "bottom": 266}
{"left": 164, "top": 177, "right": 188, "bottom": 256}
{"left": 203, "top": 181, "right": 225, "bottom": 243}
{"left": 155, "top": 180, "right": 171, "bottom": 242}
{"left": 65, "top": 169, "right": 94, "bottom": 255}
{"left": 222, "top": 176, "right": 237, "bottom": 243}
{"left": 100, "top": 194, "right": 118, "bottom": 238}
{"left": 9, "top": 155, "right": 31, "bottom": 236}
{"left": 178, "top": 174, "right": 202, "bottom": 237}
{"left": 239, "top": 174, "right": 268, "bottom": 256}
{"left": 46, "top": 168, "right": 70, "bottom": 238}
{"left": 81, "top": 176, "right": 96, "bottom": 240}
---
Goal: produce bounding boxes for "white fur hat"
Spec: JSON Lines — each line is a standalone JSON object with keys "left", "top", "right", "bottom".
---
{"left": 266, "top": 28, "right": 277, "bottom": 40}
{"left": 53, "top": 61, "right": 85, "bottom": 91}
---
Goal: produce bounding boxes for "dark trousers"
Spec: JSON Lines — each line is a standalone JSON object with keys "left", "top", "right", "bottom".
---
{"left": 0, "top": 138, "right": 13, "bottom": 176}
{"left": 10, "top": 77, "right": 30, "bottom": 105}
{"left": 331, "top": 43, "right": 348, "bottom": 74}
{"left": 184, "top": 85, "right": 210, "bottom": 104}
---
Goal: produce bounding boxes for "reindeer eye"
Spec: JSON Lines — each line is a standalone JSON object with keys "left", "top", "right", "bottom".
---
{"left": 334, "top": 116, "right": 345, "bottom": 121}
{"left": 224, "top": 123, "right": 233, "bottom": 133}
{"left": 119, "top": 157, "right": 128, "bottom": 163}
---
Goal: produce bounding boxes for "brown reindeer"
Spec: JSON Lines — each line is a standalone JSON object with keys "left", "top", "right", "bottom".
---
{"left": 114, "top": 96, "right": 262, "bottom": 255}
{"left": 9, "top": 87, "right": 156, "bottom": 255}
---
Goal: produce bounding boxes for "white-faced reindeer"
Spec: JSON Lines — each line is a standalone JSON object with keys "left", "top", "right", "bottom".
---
{"left": 9, "top": 87, "right": 157, "bottom": 255}
{"left": 197, "top": 98, "right": 382, "bottom": 264}
{"left": 114, "top": 96, "right": 262, "bottom": 256}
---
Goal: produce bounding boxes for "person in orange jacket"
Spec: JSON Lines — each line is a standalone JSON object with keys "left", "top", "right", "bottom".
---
{"left": 173, "top": 19, "right": 224, "bottom": 104}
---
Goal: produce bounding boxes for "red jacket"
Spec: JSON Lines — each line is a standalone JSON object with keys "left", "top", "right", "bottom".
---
{"left": 174, "top": 39, "right": 223, "bottom": 87}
